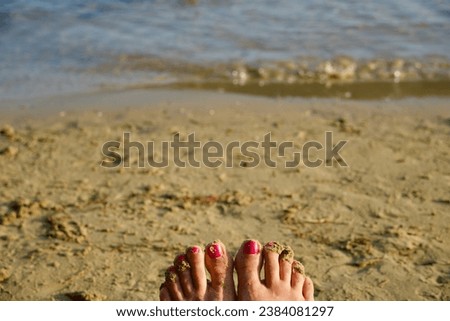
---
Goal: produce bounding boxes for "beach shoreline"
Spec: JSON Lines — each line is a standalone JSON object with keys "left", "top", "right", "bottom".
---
{"left": 0, "top": 89, "right": 449, "bottom": 300}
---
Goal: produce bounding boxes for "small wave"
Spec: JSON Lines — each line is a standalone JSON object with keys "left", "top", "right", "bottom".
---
{"left": 91, "top": 54, "right": 450, "bottom": 98}
{"left": 97, "top": 54, "right": 450, "bottom": 83}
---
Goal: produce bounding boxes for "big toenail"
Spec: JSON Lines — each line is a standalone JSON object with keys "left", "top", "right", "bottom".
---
{"left": 293, "top": 261, "right": 305, "bottom": 275}
{"left": 174, "top": 254, "right": 191, "bottom": 272}
{"left": 264, "top": 241, "right": 284, "bottom": 254}
{"left": 206, "top": 242, "right": 223, "bottom": 259}
{"left": 189, "top": 246, "right": 201, "bottom": 254}
{"left": 280, "top": 246, "right": 294, "bottom": 262}
{"left": 243, "top": 240, "right": 260, "bottom": 254}
{"left": 165, "top": 266, "right": 177, "bottom": 282}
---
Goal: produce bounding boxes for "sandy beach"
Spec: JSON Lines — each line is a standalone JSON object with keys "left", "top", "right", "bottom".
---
{"left": 0, "top": 89, "right": 449, "bottom": 300}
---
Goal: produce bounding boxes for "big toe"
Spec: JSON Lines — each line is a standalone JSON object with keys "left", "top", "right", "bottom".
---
{"left": 234, "top": 239, "right": 263, "bottom": 300}
{"left": 204, "top": 240, "right": 236, "bottom": 300}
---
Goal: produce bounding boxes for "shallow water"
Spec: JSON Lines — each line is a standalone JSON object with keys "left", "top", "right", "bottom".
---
{"left": 1, "top": 0, "right": 450, "bottom": 101}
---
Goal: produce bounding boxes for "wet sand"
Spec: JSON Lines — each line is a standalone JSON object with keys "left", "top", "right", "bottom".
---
{"left": 0, "top": 89, "right": 449, "bottom": 300}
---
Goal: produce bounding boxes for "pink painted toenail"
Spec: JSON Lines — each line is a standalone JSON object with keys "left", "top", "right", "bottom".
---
{"left": 280, "top": 246, "right": 294, "bottom": 262}
{"left": 206, "top": 243, "right": 222, "bottom": 259}
{"left": 165, "top": 266, "right": 177, "bottom": 282}
{"left": 189, "top": 246, "right": 201, "bottom": 254}
{"left": 176, "top": 254, "right": 187, "bottom": 262}
{"left": 293, "top": 261, "right": 305, "bottom": 275}
{"left": 243, "top": 240, "right": 260, "bottom": 254}
{"left": 175, "top": 254, "right": 191, "bottom": 272}
{"left": 264, "top": 241, "right": 284, "bottom": 254}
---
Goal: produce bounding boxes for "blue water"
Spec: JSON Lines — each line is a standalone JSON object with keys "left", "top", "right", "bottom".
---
{"left": 1, "top": 0, "right": 450, "bottom": 100}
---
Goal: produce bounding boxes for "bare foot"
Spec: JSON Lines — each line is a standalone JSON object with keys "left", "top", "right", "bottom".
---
{"left": 159, "top": 240, "right": 236, "bottom": 300}
{"left": 235, "top": 240, "right": 314, "bottom": 301}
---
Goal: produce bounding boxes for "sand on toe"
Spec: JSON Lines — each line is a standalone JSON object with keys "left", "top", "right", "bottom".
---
{"left": 0, "top": 89, "right": 449, "bottom": 300}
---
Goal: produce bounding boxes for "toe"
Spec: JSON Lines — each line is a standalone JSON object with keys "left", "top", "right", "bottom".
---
{"left": 303, "top": 276, "right": 315, "bottom": 301}
{"left": 236, "top": 239, "right": 263, "bottom": 284}
{"left": 291, "top": 260, "right": 306, "bottom": 292}
{"left": 174, "top": 254, "right": 195, "bottom": 297}
{"left": 279, "top": 246, "right": 294, "bottom": 282}
{"left": 186, "top": 246, "right": 207, "bottom": 296}
{"left": 204, "top": 240, "right": 235, "bottom": 300}
{"left": 159, "top": 283, "right": 171, "bottom": 300}
{"left": 263, "top": 241, "right": 283, "bottom": 286}
{"left": 164, "top": 266, "right": 184, "bottom": 300}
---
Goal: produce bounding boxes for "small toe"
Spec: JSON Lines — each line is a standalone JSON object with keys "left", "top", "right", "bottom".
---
{"left": 174, "top": 254, "right": 195, "bottom": 297}
{"left": 291, "top": 260, "right": 306, "bottom": 292}
{"left": 263, "top": 241, "right": 283, "bottom": 286}
{"left": 303, "top": 276, "right": 315, "bottom": 301}
{"left": 159, "top": 283, "right": 171, "bottom": 301}
{"left": 279, "top": 246, "right": 294, "bottom": 282}
{"left": 164, "top": 266, "right": 185, "bottom": 300}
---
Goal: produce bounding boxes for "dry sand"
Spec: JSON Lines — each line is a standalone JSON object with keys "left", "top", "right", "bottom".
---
{"left": 0, "top": 89, "right": 449, "bottom": 300}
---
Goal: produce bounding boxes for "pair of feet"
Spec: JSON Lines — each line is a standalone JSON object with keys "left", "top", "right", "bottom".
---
{"left": 160, "top": 239, "right": 314, "bottom": 301}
